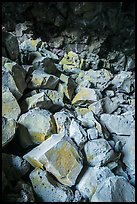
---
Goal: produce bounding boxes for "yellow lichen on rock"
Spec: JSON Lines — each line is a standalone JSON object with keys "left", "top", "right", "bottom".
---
{"left": 59, "top": 51, "right": 84, "bottom": 70}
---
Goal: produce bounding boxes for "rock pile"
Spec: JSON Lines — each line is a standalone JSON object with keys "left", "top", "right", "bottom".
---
{"left": 2, "top": 2, "right": 135, "bottom": 202}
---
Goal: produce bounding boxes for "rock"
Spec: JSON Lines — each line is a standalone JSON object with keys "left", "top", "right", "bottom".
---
{"left": 88, "top": 99, "right": 104, "bottom": 116}
{"left": 72, "top": 87, "right": 101, "bottom": 105}
{"left": 59, "top": 51, "right": 84, "bottom": 72}
{"left": 76, "top": 166, "right": 114, "bottom": 199}
{"left": 42, "top": 58, "right": 60, "bottom": 76}
{"left": 111, "top": 71, "right": 134, "bottom": 93}
{"left": 59, "top": 73, "right": 76, "bottom": 100}
{"left": 24, "top": 136, "right": 83, "bottom": 187}
{"left": 77, "top": 111, "right": 103, "bottom": 137}
{"left": 2, "top": 31, "right": 19, "bottom": 60}
{"left": 29, "top": 168, "right": 74, "bottom": 202}
{"left": 19, "top": 38, "right": 42, "bottom": 53}
{"left": 2, "top": 153, "right": 30, "bottom": 182}
{"left": 54, "top": 110, "right": 73, "bottom": 134}
{"left": 2, "top": 86, "right": 21, "bottom": 120}
{"left": 2, "top": 117, "right": 16, "bottom": 147}
{"left": 72, "top": 190, "right": 82, "bottom": 202}
{"left": 42, "top": 89, "right": 64, "bottom": 110}
{"left": 27, "top": 51, "right": 44, "bottom": 64}
{"left": 100, "top": 112, "right": 135, "bottom": 135}
{"left": 40, "top": 45, "right": 59, "bottom": 61}
{"left": 69, "top": 119, "right": 87, "bottom": 147}
{"left": 48, "top": 36, "right": 64, "bottom": 49}
{"left": 17, "top": 108, "right": 56, "bottom": 148}
{"left": 87, "top": 127, "right": 99, "bottom": 140}
{"left": 111, "top": 52, "right": 126, "bottom": 72}
{"left": 3, "top": 62, "right": 27, "bottom": 99}
{"left": 14, "top": 180, "right": 35, "bottom": 202}
{"left": 76, "top": 68, "right": 113, "bottom": 90}
{"left": 84, "top": 138, "right": 115, "bottom": 166}
{"left": 27, "top": 68, "right": 59, "bottom": 90}
{"left": 122, "top": 133, "right": 135, "bottom": 175}
{"left": 125, "top": 55, "right": 135, "bottom": 71}
{"left": 21, "top": 92, "right": 53, "bottom": 112}
{"left": 91, "top": 176, "right": 135, "bottom": 202}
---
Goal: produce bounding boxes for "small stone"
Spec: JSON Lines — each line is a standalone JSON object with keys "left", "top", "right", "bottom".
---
{"left": 2, "top": 86, "right": 21, "bottom": 120}
{"left": 42, "top": 58, "right": 60, "bottom": 75}
{"left": 2, "top": 153, "right": 30, "bottom": 182}
{"left": 29, "top": 168, "right": 74, "bottom": 202}
{"left": 88, "top": 99, "right": 104, "bottom": 116}
{"left": 27, "top": 68, "right": 59, "bottom": 90}
{"left": 87, "top": 128, "right": 99, "bottom": 140}
{"left": 91, "top": 176, "right": 135, "bottom": 202}
{"left": 76, "top": 166, "right": 114, "bottom": 200}
{"left": 84, "top": 138, "right": 115, "bottom": 166}
{"left": 19, "top": 38, "right": 42, "bottom": 53}
{"left": 18, "top": 108, "right": 56, "bottom": 148}
{"left": 2, "top": 117, "right": 16, "bottom": 147}
{"left": 72, "top": 87, "right": 101, "bottom": 105}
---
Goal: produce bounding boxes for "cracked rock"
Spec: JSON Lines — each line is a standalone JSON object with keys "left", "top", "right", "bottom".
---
{"left": 17, "top": 108, "right": 56, "bottom": 148}
{"left": 76, "top": 166, "right": 114, "bottom": 199}
{"left": 2, "top": 153, "right": 30, "bottom": 182}
{"left": 84, "top": 138, "right": 115, "bottom": 166}
{"left": 29, "top": 167, "right": 74, "bottom": 202}
{"left": 91, "top": 176, "right": 135, "bottom": 202}
{"left": 2, "top": 117, "right": 16, "bottom": 147}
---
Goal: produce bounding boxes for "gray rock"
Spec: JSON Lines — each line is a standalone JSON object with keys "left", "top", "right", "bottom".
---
{"left": 111, "top": 71, "right": 134, "bottom": 93}
{"left": 125, "top": 55, "right": 135, "bottom": 71}
{"left": 19, "top": 38, "right": 42, "bottom": 53}
{"left": 48, "top": 36, "right": 64, "bottom": 48}
{"left": 27, "top": 69, "right": 59, "bottom": 90}
{"left": 72, "top": 87, "right": 102, "bottom": 105}
{"left": 18, "top": 108, "right": 56, "bottom": 148}
{"left": 87, "top": 127, "right": 99, "bottom": 140}
{"left": 20, "top": 92, "right": 53, "bottom": 112}
{"left": 72, "top": 190, "right": 82, "bottom": 202}
{"left": 29, "top": 168, "right": 74, "bottom": 202}
{"left": 88, "top": 99, "right": 104, "bottom": 116}
{"left": 69, "top": 119, "right": 87, "bottom": 147}
{"left": 54, "top": 110, "right": 73, "bottom": 134}
{"left": 77, "top": 111, "right": 103, "bottom": 137}
{"left": 76, "top": 166, "right": 114, "bottom": 199}
{"left": 2, "top": 86, "right": 21, "bottom": 120}
{"left": 2, "top": 153, "right": 30, "bottom": 182}
{"left": 100, "top": 112, "right": 135, "bottom": 135}
{"left": 2, "top": 117, "right": 16, "bottom": 147}
{"left": 3, "top": 62, "right": 27, "bottom": 100}
{"left": 111, "top": 52, "right": 126, "bottom": 72}
{"left": 122, "top": 133, "right": 135, "bottom": 175}
{"left": 84, "top": 138, "right": 115, "bottom": 166}
{"left": 76, "top": 68, "right": 113, "bottom": 90}
{"left": 91, "top": 176, "right": 135, "bottom": 202}
{"left": 2, "top": 31, "right": 19, "bottom": 60}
